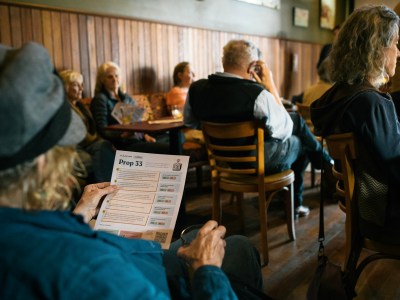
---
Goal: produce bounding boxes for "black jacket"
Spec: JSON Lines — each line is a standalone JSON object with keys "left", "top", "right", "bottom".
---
{"left": 311, "top": 82, "right": 400, "bottom": 240}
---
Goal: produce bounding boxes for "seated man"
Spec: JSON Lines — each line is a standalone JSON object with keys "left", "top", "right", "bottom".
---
{"left": 184, "top": 39, "right": 333, "bottom": 216}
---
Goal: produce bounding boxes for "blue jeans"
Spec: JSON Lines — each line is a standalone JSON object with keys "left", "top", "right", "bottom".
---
{"left": 265, "top": 112, "right": 331, "bottom": 207}
{"left": 78, "top": 138, "right": 115, "bottom": 182}
{"left": 164, "top": 232, "right": 263, "bottom": 298}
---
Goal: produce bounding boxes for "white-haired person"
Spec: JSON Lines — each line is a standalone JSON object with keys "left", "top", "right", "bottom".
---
{"left": 59, "top": 69, "right": 115, "bottom": 183}
{"left": 0, "top": 43, "right": 265, "bottom": 299}
{"left": 90, "top": 61, "right": 168, "bottom": 154}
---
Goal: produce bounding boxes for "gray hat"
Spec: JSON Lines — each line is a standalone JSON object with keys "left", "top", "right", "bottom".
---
{"left": 0, "top": 42, "right": 86, "bottom": 170}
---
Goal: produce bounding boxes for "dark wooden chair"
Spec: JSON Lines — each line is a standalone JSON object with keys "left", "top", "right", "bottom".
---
{"left": 325, "top": 133, "right": 400, "bottom": 297}
{"left": 202, "top": 120, "right": 296, "bottom": 265}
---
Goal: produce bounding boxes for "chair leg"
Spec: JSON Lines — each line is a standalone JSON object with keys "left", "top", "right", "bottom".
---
{"left": 259, "top": 191, "right": 269, "bottom": 265}
{"left": 344, "top": 239, "right": 363, "bottom": 298}
{"left": 195, "top": 166, "right": 203, "bottom": 189}
{"left": 283, "top": 183, "right": 296, "bottom": 241}
{"left": 211, "top": 180, "right": 221, "bottom": 223}
{"left": 236, "top": 193, "right": 245, "bottom": 234}
{"left": 311, "top": 164, "right": 316, "bottom": 188}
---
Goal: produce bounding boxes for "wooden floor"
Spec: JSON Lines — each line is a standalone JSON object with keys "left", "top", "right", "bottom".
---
{"left": 182, "top": 168, "right": 400, "bottom": 300}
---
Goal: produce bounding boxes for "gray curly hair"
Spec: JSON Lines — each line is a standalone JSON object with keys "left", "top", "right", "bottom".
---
{"left": 329, "top": 5, "right": 399, "bottom": 87}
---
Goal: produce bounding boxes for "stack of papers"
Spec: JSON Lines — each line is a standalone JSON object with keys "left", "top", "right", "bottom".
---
{"left": 148, "top": 118, "right": 183, "bottom": 124}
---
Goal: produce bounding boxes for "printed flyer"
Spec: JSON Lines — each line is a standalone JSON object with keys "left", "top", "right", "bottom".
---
{"left": 95, "top": 150, "right": 189, "bottom": 249}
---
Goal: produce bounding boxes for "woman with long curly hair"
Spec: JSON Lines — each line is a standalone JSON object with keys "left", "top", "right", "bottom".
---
{"left": 311, "top": 5, "right": 400, "bottom": 243}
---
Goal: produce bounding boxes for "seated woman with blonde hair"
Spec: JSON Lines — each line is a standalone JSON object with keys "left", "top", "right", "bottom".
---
{"left": 59, "top": 69, "right": 115, "bottom": 183}
{"left": 91, "top": 62, "right": 168, "bottom": 154}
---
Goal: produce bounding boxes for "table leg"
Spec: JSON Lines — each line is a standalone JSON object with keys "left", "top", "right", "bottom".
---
{"left": 169, "top": 129, "right": 183, "bottom": 155}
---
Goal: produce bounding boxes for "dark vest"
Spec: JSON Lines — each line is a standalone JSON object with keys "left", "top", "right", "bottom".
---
{"left": 188, "top": 74, "right": 264, "bottom": 123}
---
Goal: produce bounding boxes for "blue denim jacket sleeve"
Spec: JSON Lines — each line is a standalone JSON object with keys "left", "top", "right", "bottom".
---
{"left": 191, "top": 265, "right": 238, "bottom": 300}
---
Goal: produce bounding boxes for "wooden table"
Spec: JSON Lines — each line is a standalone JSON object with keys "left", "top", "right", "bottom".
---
{"left": 105, "top": 119, "right": 185, "bottom": 154}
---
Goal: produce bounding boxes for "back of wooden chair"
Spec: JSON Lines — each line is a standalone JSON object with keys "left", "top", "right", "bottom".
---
{"left": 202, "top": 120, "right": 295, "bottom": 265}
{"left": 325, "top": 133, "right": 400, "bottom": 297}
{"left": 202, "top": 119, "right": 264, "bottom": 177}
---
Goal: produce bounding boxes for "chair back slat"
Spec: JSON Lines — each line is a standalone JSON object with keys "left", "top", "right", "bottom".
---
{"left": 209, "top": 144, "right": 256, "bottom": 151}
{"left": 202, "top": 121, "right": 258, "bottom": 139}
{"left": 202, "top": 120, "right": 264, "bottom": 177}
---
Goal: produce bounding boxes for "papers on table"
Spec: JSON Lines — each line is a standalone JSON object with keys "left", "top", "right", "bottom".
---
{"left": 111, "top": 102, "right": 145, "bottom": 124}
{"left": 148, "top": 118, "right": 183, "bottom": 124}
{"left": 94, "top": 150, "right": 189, "bottom": 249}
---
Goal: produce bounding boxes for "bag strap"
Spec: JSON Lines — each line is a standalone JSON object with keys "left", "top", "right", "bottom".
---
{"left": 318, "top": 137, "right": 325, "bottom": 257}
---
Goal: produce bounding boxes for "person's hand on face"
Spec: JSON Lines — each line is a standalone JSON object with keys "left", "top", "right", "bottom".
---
{"left": 177, "top": 220, "right": 226, "bottom": 271}
{"left": 249, "top": 60, "right": 281, "bottom": 105}
{"left": 73, "top": 182, "right": 118, "bottom": 223}
{"left": 249, "top": 60, "right": 273, "bottom": 86}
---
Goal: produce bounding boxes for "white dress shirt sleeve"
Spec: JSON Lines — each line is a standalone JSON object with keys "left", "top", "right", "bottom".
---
{"left": 253, "top": 90, "right": 293, "bottom": 141}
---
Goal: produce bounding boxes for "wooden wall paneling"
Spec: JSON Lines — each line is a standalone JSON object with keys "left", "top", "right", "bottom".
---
{"left": 160, "top": 24, "right": 170, "bottom": 91}
{"left": 196, "top": 29, "right": 206, "bottom": 80}
{"left": 187, "top": 28, "right": 195, "bottom": 71}
{"left": 41, "top": 11, "right": 54, "bottom": 60}
{"left": 300, "top": 43, "right": 312, "bottom": 92}
{"left": 21, "top": 7, "right": 33, "bottom": 43}
{"left": 204, "top": 29, "right": 212, "bottom": 78}
{"left": 102, "top": 18, "right": 111, "bottom": 63}
{"left": 263, "top": 39, "right": 281, "bottom": 95}
{"left": 31, "top": 9, "right": 43, "bottom": 46}
{"left": 207, "top": 30, "right": 214, "bottom": 76}
{"left": 188, "top": 27, "right": 197, "bottom": 78}
{"left": 142, "top": 22, "right": 153, "bottom": 94}
{"left": 78, "top": 14, "right": 90, "bottom": 97}
{"left": 155, "top": 23, "right": 164, "bottom": 92}
{"left": 124, "top": 19, "right": 133, "bottom": 93}
{"left": 117, "top": 19, "right": 127, "bottom": 93}
{"left": 209, "top": 29, "right": 218, "bottom": 75}
{"left": 9, "top": 6, "right": 22, "bottom": 47}
{"left": 51, "top": 11, "right": 63, "bottom": 70}
{"left": 0, "top": 5, "right": 11, "bottom": 46}
{"left": 130, "top": 20, "right": 141, "bottom": 91}
{"left": 0, "top": 3, "right": 322, "bottom": 101}
{"left": 279, "top": 40, "right": 290, "bottom": 99}
{"left": 94, "top": 16, "right": 104, "bottom": 68}
{"left": 136, "top": 21, "right": 145, "bottom": 94}
{"left": 110, "top": 18, "right": 119, "bottom": 65}
{"left": 69, "top": 13, "right": 81, "bottom": 73}
{"left": 60, "top": 13, "right": 72, "bottom": 70}
{"left": 87, "top": 16, "right": 98, "bottom": 97}
{"left": 149, "top": 22, "right": 159, "bottom": 92}
{"left": 166, "top": 24, "right": 178, "bottom": 88}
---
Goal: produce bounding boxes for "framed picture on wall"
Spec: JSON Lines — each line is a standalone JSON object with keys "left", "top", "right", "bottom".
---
{"left": 293, "top": 7, "right": 309, "bottom": 28}
{"left": 320, "top": 0, "right": 336, "bottom": 29}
